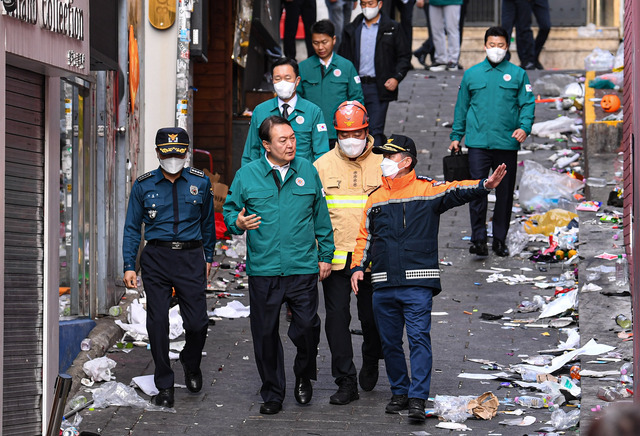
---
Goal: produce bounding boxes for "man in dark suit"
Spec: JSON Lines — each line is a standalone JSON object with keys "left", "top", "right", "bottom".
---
{"left": 339, "top": 0, "right": 411, "bottom": 146}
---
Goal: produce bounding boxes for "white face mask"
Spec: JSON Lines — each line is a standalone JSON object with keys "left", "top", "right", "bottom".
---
{"left": 338, "top": 137, "right": 367, "bottom": 158}
{"left": 380, "top": 157, "right": 406, "bottom": 179}
{"left": 159, "top": 156, "right": 187, "bottom": 174}
{"left": 273, "top": 80, "right": 297, "bottom": 100}
{"left": 362, "top": 5, "right": 380, "bottom": 21}
{"left": 485, "top": 47, "right": 507, "bottom": 64}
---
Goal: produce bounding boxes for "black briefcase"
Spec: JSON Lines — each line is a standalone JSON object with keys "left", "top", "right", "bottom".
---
{"left": 443, "top": 150, "right": 471, "bottom": 182}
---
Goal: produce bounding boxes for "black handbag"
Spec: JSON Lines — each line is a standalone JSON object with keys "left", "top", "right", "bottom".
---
{"left": 443, "top": 150, "right": 471, "bottom": 182}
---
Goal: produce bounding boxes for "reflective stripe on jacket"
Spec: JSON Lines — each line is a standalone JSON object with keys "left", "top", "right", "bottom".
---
{"left": 351, "top": 170, "right": 490, "bottom": 293}
{"left": 314, "top": 138, "right": 382, "bottom": 270}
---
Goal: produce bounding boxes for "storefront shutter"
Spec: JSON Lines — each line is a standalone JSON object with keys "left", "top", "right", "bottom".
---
{"left": 3, "top": 65, "right": 45, "bottom": 435}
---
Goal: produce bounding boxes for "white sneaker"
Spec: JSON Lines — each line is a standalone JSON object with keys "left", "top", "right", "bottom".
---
{"left": 429, "top": 63, "right": 447, "bottom": 72}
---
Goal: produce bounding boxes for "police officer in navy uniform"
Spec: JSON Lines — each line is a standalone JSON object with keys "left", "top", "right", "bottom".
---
{"left": 123, "top": 127, "right": 215, "bottom": 408}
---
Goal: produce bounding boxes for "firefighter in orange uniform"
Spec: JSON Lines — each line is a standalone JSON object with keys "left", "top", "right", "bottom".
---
{"left": 350, "top": 134, "right": 506, "bottom": 421}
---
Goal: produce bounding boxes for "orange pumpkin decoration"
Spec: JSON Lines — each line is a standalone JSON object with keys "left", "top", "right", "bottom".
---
{"left": 601, "top": 94, "right": 621, "bottom": 113}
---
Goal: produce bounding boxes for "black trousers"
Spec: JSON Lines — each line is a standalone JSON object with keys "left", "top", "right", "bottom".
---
{"left": 321, "top": 264, "right": 383, "bottom": 385}
{"left": 248, "top": 274, "right": 321, "bottom": 403}
{"left": 283, "top": 0, "right": 316, "bottom": 59}
{"left": 141, "top": 244, "right": 209, "bottom": 390}
{"left": 502, "top": 0, "right": 551, "bottom": 66}
{"left": 468, "top": 148, "right": 518, "bottom": 244}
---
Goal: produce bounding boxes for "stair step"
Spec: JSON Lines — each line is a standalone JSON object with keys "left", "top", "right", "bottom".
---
{"left": 412, "top": 26, "right": 620, "bottom": 71}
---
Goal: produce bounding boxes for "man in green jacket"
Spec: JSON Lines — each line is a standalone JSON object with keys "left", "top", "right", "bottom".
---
{"left": 242, "top": 57, "right": 330, "bottom": 166}
{"left": 224, "top": 115, "right": 334, "bottom": 415}
{"left": 299, "top": 19, "right": 364, "bottom": 149}
{"left": 449, "top": 26, "right": 535, "bottom": 257}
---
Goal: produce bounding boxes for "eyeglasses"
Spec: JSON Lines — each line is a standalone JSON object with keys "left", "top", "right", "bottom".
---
{"left": 360, "top": 0, "right": 379, "bottom": 8}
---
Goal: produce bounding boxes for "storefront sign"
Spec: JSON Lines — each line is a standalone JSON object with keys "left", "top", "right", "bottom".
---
{"left": 1, "top": 0, "right": 89, "bottom": 74}
{"left": 3, "top": 0, "right": 84, "bottom": 40}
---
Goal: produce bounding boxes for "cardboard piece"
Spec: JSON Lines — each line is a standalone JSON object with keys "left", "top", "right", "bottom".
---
{"left": 203, "top": 169, "right": 229, "bottom": 213}
{"left": 467, "top": 392, "right": 499, "bottom": 420}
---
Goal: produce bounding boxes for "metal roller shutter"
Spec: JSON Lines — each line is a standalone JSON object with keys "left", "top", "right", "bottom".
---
{"left": 3, "top": 65, "right": 45, "bottom": 435}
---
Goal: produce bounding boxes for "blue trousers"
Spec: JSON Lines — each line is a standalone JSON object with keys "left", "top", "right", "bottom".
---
{"left": 373, "top": 285, "right": 433, "bottom": 400}
{"left": 361, "top": 82, "right": 389, "bottom": 147}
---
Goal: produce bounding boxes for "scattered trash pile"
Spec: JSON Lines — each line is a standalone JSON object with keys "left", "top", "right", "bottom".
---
{"left": 429, "top": 59, "right": 631, "bottom": 432}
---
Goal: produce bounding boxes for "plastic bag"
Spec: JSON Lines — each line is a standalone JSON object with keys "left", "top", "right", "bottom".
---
{"left": 517, "top": 295, "right": 545, "bottom": 313}
{"left": 83, "top": 356, "right": 117, "bottom": 382}
{"left": 613, "top": 41, "right": 624, "bottom": 71}
{"left": 128, "top": 298, "right": 146, "bottom": 325}
{"left": 506, "top": 223, "right": 530, "bottom": 257}
{"left": 598, "top": 71, "right": 624, "bottom": 87}
{"left": 562, "top": 82, "right": 585, "bottom": 98}
{"left": 433, "top": 395, "right": 475, "bottom": 423}
{"left": 519, "top": 162, "right": 583, "bottom": 213}
{"left": 577, "top": 23, "right": 601, "bottom": 38}
{"left": 91, "top": 381, "right": 171, "bottom": 411}
{"left": 550, "top": 408, "right": 580, "bottom": 430}
{"left": 584, "top": 47, "right": 615, "bottom": 72}
{"left": 558, "top": 328, "right": 580, "bottom": 349}
{"left": 532, "top": 74, "right": 578, "bottom": 97}
{"left": 531, "top": 116, "right": 580, "bottom": 137}
{"left": 539, "top": 289, "right": 578, "bottom": 319}
{"left": 524, "top": 209, "right": 579, "bottom": 236}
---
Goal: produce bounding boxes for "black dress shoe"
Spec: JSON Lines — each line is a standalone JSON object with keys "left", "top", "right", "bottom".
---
{"left": 408, "top": 398, "right": 426, "bottom": 421}
{"left": 469, "top": 240, "right": 488, "bottom": 256}
{"left": 259, "top": 401, "right": 282, "bottom": 415}
{"left": 535, "top": 60, "right": 544, "bottom": 70}
{"left": 358, "top": 362, "right": 379, "bottom": 392}
{"left": 385, "top": 393, "right": 409, "bottom": 414}
{"left": 154, "top": 387, "right": 174, "bottom": 407}
{"left": 329, "top": 379, "right": 359, "bottom": 405}
{"left": 493, "top": 239, "right": 509, "bottom": 257}
{"left": 522, "top": 62, "right": 536, "bottom": 70}
{"left": 294, "top": 377, "right": 312, "bottom": 404}
{"left": 413, "top": 50, "right": 427, "bottom": 66}
{"left": 180, "top": 353, "right": 203, "bottom": 393}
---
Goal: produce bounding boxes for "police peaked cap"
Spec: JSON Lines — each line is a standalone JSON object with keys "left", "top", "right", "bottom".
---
{"left": 155, "top": 127, "right": 189, "bottom": 155}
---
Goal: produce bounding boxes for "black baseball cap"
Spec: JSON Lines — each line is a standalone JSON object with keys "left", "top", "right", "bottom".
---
{"left": 372, "top": 134, "right": 417, "bottom": 157}
{"left": 155, "top": 127, "right": 189, "bottom": 155}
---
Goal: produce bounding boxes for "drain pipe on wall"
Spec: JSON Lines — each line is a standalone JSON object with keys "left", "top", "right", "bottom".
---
{"left": 175, "top": 0, "right": 193, "bottom": 132}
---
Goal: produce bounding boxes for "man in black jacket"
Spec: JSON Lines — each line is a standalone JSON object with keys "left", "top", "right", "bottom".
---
{"left": 338, "top": 0, "right": 411, "bottom": 146}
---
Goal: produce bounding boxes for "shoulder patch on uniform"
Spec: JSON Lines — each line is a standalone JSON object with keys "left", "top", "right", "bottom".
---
{"left": 188, "top": 167, "right": 205, "bottom": 178}
{"left": 137, "top": 172, "right": 153, "bottom": 182}
{"left": 417, "top": 175, "right": 433, "bottom": 181}
{"left": 368, "top": 186, "right": 381, "bottom": 196}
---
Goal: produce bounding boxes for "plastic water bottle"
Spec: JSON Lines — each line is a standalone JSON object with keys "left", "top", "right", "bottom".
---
{"left": 616, "top": 314, "right": 632, "bottom": 329}
{"left": 514, "top": 396, "right": 546, "bottom": 408}
{"left": 596, "top": 387, "right": 620, "bottom": 402}
{"left": 620, "top": 362, "right": 633, "bottom": 383}
{"left": 615, "top": 254, "right": 628, "bottom": 287}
